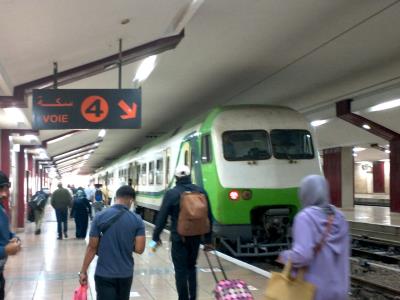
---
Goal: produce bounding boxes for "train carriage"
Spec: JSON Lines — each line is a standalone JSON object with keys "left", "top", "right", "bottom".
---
{"left": 94, "top": 105, "right": 321, "bottom": 257}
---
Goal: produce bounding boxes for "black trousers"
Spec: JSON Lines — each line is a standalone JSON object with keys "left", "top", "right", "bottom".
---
{"left": 171, "top": 236, "right": 201, "bottom": 300}
{"left": 0, "top": 272, "right": 5, "bottom": 300}
{"left": 74, "top": 211, "right": 89, "bottom": 238}
{"left": 55, "top": 209, "right": 68, "bottom": 238}
{"left": 94, "top": 275, "right": 132, "bottom": 300}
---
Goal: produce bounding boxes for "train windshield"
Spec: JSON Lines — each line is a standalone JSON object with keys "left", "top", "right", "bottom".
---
{"left": 270, "top": 129, "right": 314, "bottom": 159}
{"left": 222, "top": 130, "right": 271, "bottom": 161}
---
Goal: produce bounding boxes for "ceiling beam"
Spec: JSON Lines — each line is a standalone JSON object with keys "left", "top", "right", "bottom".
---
{"left": 42, "top": 130, "right": 85, "bottom": 146}
{"left": 52, "top": 140, "right": 100, "bottom": 160}
{"left": 336, "top": 99, "right": 400, "bottom": 141}
{"left": 0, "top": 31, "right": 184, "bottom": 108}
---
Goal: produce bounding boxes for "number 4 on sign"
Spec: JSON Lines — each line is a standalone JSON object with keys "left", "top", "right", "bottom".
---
{"left": 118, "top": 100, "right": 137, "bottom": 120}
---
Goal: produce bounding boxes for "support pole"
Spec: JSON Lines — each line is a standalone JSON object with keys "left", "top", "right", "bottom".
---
{"left": 53, "top": 62, "right": 58, "bottom": 89}
{"left": 118, "top": 39, "right": 122, "bottom": 89}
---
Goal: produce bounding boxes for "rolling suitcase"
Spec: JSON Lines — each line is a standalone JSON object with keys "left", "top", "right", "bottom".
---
{"left": 204, "top": 250, "right": 254, "bottom": 300}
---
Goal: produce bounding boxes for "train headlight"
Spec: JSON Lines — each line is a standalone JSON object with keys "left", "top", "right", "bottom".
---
{"left": 241, "top": 190, "right": 252, "bottom": 200}
{"left": 229, "top": 190, "right": 240, "bottom": 201}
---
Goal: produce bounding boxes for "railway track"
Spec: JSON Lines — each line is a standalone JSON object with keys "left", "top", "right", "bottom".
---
{"left": 352, "top": 235, "right": 400, "bottom": 265}
{"left": 351, "top": 275, "right": 400, "bottom": 299}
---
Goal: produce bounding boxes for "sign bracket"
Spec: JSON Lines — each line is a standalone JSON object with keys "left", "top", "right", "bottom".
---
{"left": 118, "top": 39, "right": 123, "bottom": 89}
{"left": 53, "top": 62, "right": 58, "bottom": 89}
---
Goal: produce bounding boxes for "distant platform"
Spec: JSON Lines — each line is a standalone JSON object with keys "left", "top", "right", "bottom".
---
{"left": 354, "top": 193, "right": 390, "bottom": 207}
{"left": 342, "top": 205, "right": 400, "bottom": 243}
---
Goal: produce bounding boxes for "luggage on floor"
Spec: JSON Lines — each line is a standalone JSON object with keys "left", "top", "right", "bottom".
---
{"left": 204, "top": 250, "right": 254, "bottom": 300}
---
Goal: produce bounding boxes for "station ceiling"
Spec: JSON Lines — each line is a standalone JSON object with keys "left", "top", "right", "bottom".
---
{"left": 1, "top": 0, "right": 399, "bottom": 174}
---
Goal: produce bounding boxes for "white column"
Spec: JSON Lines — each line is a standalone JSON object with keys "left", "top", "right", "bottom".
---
{"left": 341, "top": 147, "right": 354, "bottom": 209}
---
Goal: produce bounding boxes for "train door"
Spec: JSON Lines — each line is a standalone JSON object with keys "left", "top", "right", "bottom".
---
{"left": 180, "top": 134, "right": 202, "bottom": 185}
{"left": 165, "top": 148, "right": 171, "bottom": 189}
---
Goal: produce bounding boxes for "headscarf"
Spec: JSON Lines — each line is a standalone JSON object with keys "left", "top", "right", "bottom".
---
{"left": 76, "top": 188, "right": 87, "bottom": 201}
{"left": 299, "top": 175, "right": 330, "bottom": 208}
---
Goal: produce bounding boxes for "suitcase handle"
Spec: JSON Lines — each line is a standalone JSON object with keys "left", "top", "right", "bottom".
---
{"left": 204, "top": 250, "right": 228, "bottom": 283}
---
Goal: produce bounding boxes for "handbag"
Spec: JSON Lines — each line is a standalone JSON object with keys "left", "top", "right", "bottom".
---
{"left": 265, "top": 214, "right": 334, "bottom": 300}
{"left": 73, "top": 284, "right": 87, "bottom": 300}
{"left": 265, "top": 261, "right": 315, "bottom": 300}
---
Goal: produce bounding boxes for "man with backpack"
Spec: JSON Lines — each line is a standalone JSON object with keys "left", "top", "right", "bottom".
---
{"left": 150, "top": 165, "right": 213, "bottom": 300}
{"left": 29, "top": 190, "right": 49, "bottom": 235}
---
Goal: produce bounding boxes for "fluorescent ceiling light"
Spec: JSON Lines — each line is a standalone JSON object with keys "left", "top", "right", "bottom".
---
{"left": 4, "top": 107, "right": 26, "bottom": 124}
{"left": 12, "top": 144, "right": 20, "bottom": 152}
{"left": 385, "top": 149, "right": 391, "bottom": 154}
{"left": 23, "top": 134, "right": 38, "bottom": 141}
{"left": 98, "top": 129, "right": 106, "bottom": 138}
{"left": 47, "top": 133, "right": 74, "bottom": 145}
{"left": 133, "top": 55, "right": 157, "bottom": 82}
{"left": 362, "top": 124, "right": 371, "bottom": 130}
{"left": 352, "top": 153, "right": 358, "bottom": 157}
{"left": 353, "top": 147, "right": 366, "bottom": 152}
{"left": 38, "top": 152, "right": 49, "bottom": 159}
{"left": 311, "top": 119, "right": 328, "bottom": 127}
{"left": 369, "top": 99, "right": 400, "bottom": 112}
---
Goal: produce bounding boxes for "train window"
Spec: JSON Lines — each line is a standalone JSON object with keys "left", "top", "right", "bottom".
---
{"left": 270, "top": 129, "right": 314, "bottom": 159}
{"left": 222, "top": 130, "right": 271, "bottom": 161}
{"left": 135, "top": 165, "right": 140, "bottom": 186}
{"left": 184, "top": 150, "right": 189, "bottom": 166}
{"left": 156, "top": 159, "right": 163, "bottom": 185}
{"left": 149, "top": 162, "right": 155, "bottom": 185}
{"left": 201, "top": 134, "right": 212, "bottom": 163}
{"left": 140, "top": 164, "right": 147, "bottom": 185}
{"left": 166, "top": 155, "right": 170, "bottom": 184}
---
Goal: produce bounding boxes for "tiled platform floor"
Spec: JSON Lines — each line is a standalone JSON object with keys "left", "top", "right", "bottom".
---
{"left": 4, "top": 206, "right": 268, "bottom": 299}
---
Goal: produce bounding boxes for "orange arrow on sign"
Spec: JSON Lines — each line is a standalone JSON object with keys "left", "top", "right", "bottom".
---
{"left": 118, "top": 100, "right": 137, "bottom": 120}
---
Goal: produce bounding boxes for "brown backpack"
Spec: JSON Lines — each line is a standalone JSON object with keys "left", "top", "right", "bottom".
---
{"left": 177, "top": 191, "right": 210, "bottom": 236}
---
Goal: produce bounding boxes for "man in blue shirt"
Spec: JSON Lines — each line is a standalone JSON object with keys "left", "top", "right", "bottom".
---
{"left": 0, "top": 171, "right": 21, "bottom": 300}
{"left": 79, "top": 185, "right": 145, "bottom": 300}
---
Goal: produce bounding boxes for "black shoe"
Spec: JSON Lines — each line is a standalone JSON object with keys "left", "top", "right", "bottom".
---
{"left": 64, "top": 233, "right": 68, "bottom": 238}
{"left": 35, "top": 229, "right": 41, "bottom": 235}
{"left": 57, "top": 236, "right": 62, "bottom": 240}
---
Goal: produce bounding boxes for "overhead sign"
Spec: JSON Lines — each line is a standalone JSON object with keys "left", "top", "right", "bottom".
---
{"left": 32, "top": 89, "right": 141, "bottom": 129}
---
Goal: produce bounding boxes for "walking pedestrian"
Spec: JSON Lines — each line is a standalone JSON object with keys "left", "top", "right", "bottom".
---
{"left": 278, "top": 175, "right": 350, "bottom": 300}
{"left": 0, "top": 171, "right": 21, "bottom": 300}
{"left": 71, "top": 188, "right": 92, "bottom": 239}
{"left": 51, "top": 183, "right": 72, "bottom": 240}
{"left": 79, "top": 185, "right": 145, "bottom": 300}
{"left": 150, "top": 165, "right": 213, "bottom": 300}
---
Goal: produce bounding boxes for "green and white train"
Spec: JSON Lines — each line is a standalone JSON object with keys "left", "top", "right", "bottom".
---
{"left": 94, "top": 105, "right": 321, "bottom": 257}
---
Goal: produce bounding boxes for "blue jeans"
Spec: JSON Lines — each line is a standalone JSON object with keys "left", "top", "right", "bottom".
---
{"left": 55, "top": 209, "right": 68, "bottom": 238}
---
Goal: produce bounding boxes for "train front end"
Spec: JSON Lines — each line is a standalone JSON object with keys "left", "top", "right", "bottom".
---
{"left": 200, "top": 105, "right": 321, "bottom": 257}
